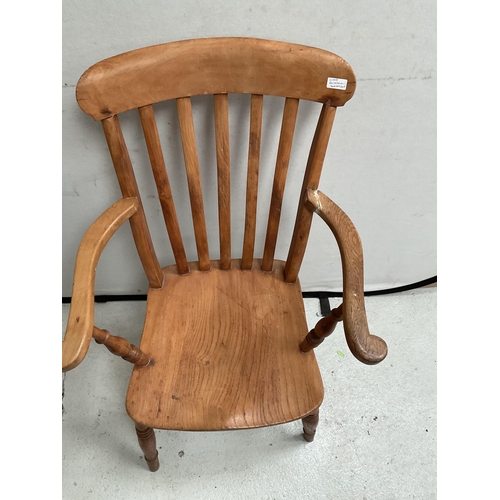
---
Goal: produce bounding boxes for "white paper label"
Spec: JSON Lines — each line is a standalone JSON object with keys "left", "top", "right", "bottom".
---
{"left": 326, "top": 77, "right": 348, "bottom": 90}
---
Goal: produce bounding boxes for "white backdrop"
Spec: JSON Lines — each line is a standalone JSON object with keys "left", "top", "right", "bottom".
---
{"left": 62, "top": 0, "right": 436, "bottom": 296}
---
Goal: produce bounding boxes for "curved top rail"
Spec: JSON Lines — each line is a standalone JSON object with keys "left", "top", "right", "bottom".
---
{"left": 76, "top": 37, "right": 356, "bottom": 120}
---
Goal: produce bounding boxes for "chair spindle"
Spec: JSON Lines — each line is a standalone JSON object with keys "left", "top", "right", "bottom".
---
{"left": 300, "top": 303, "right": 343, "bottom": 353}
{"left": 138, "top": 105, "right": 189, "bottom": 275}
{"left": 261, "top": 97, "right": 299, "bottom": 272}
{"left": 176, "top": 97, "right": 211, "bottom": 271}
{"left": 242, "top": 94, "right": 263, "bottom": 270}
{"left": 284, "top": 104, "right": 337, "bottom": 283}
{"left": 214, "top": 94, "right": 231, "bottom": 270}
{"left": 101, "top": 116, "right": 164, "bottom": 288}
{"left": 93, "top": 326, "right": 151, "bottom": 366}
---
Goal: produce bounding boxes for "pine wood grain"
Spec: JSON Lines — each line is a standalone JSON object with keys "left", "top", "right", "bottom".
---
{"left": 76, "top": 38, "right": 356, "bottom": 120}
{"left": 126, "top": 259, "right": 324, "bottom": 430}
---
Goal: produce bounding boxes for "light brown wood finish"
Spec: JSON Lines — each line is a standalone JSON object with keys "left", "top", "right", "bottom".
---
{"left": 67, "top": 39, "right": 389, "bottom": 468}
{"left": 138, "top": 105, "right": 189, "bottom": 275}
{"left": 241, "top": 94, "right": 263, "bottom": 270}
{"left": 93, "top": 326, "right": 151, "bottom": 367}
{"left": 126, "top": 260, "right": 323, "bottom": 431}
{"left": 284, "top": 104, "right": 337, "bottom": 283}
{"left": 62, "top": 197, "right": 139, "bottom": 372}
{"left": 76, "top": 38, "right": 356, "bottom": 120}
{"left": 300, "top": 304, "right": 343, "bottom": 353}
{"left": 213, "top": 94, "right": 231, "bottom": 270}
{"left": 305, "top": 189, "right": 388, "bottom": 365}
{"left": 261, "top": 98, "right": 299, "bottom": 272}
{"left": 176, "top": 97, "right": 211, "bottom": 271}
{"left": 135, "top": 423, "right": 160, "bottom": 472}
{"left": 102, "top": 117, "right": 164, "bottom": 288}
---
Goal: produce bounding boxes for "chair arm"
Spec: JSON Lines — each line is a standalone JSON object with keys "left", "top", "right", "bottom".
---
{"left": 305, "top": 189, "right": 387, "bottom": 365}
{"left": 62, "top": 197, "right": 139, "bottom": 372}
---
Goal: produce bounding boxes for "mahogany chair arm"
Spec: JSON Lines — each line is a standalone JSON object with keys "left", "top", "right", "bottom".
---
{"left": 62, "top": 197, "right": 140, "bottom": 372}
{"left": 304, "top": 188, "right": 388, "bottom": 365}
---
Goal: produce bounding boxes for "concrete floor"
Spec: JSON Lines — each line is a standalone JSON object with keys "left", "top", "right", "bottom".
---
{"left": 62, "top": 288, "right": 436, "bottom": 499}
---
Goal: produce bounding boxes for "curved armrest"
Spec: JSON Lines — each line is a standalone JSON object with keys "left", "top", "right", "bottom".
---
{"left": 62, "top": 197, "right": 139, "bottom": 372}
{"left": 305, "top": 189, "right": 387, "bottom": 365}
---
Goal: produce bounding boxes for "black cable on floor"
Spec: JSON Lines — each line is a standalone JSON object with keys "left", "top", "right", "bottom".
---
{"left": 62, "top": 276, "right": 436, "bottom": 304}
{"left": 302, "top": 275, "right": 437, "bottom": 299}
{"left": 303, "top": 276, "right": 437, "bottom": 316}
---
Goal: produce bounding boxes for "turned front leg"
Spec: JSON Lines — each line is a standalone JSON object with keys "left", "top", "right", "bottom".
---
{"left": 302, "top": 410, "right": 320, "bottom": 442}
{"left": 135, "top": 423, "right": 160, "bottom": 472}
{"left": 300, "top": 304, "right": 343, "bottom": 353}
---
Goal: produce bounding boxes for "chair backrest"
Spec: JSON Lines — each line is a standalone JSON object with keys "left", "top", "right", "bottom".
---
{"left": 75, "top": 37, "right": 356, "bottom": 288}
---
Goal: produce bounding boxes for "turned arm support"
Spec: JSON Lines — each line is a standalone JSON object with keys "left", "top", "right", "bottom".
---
{"left": 62, "top": 197, "right": 139, "bottom": 372}
{"left": 93, "top": 326, "right": 151, "bottom": 367}
{"left": 300, "top": 303, "right": 343, "bottom": 353}
{"left": 304, "top": 189, "right": 387, "bottom": 365}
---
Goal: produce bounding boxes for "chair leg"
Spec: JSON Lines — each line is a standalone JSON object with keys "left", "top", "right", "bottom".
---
{"left": 302, "top": 409, "right": 320, "bottom": 442}
{"left": 135, "top": 422, "right": 160, "bottom": 472}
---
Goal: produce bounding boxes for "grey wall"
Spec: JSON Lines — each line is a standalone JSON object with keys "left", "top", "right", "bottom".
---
{"left": 62, "top": 0, "right": 436, "bottom": 296}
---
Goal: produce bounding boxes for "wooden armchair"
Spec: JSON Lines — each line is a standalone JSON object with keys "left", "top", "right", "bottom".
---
{"left": 62, "top": 37, "right": 387, "bottom": 472}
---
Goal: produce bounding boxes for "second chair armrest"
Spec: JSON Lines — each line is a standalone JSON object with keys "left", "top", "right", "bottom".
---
{"left": 305, "top": 188, "right": 387, "bottom": 365}
{"left": 62, "top": 197, "right": 139, "bottom": 372}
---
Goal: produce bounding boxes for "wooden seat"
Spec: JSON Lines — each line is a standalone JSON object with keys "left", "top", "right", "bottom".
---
{"left": 127, "top": 260, "right": 323, "bottom": 431}
{"left": 62, "top": 37, "right": 388, "bottom": 472}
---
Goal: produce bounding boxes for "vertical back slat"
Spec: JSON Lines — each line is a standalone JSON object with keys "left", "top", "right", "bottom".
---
{"left": 101, "top": 116, "right": 164, "bottom": 288}
{"left": 138, "top": 105, "right": 189, "bottom": 275}
{"left": 261, "top": 97, "right": 300, "bottom": 272}
{"left": 241, "top": 94, "right": 263, "bottom": 270}
{"left": 284, "top": 103, "right": 337, "bottom": 283}
{"left": 213, "top": 94, "right": 231, "bottom": 270}
{"left": 176, "top": 97, "right": 211, "bottom": 271}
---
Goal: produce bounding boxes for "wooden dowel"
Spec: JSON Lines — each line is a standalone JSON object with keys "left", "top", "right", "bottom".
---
{"left": 261, "top": 97, "right": 299, "bottom": 272}
{"left": 138, "top": 105, "right": 189, "bottom": 275}
{"left": 214, "top": 94, "right": 231, "bottom": 270}
{"left": 176, "top": 97, "right": 211, "bottom": 271}
{"left": 93, "top": 326, "right": 151, "bottom": 367}
{"left": 242, "top": 94, "right": 263, "bottom": 270}
{"left": 300, "top": 304, "right": 343, "bottom": 353}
